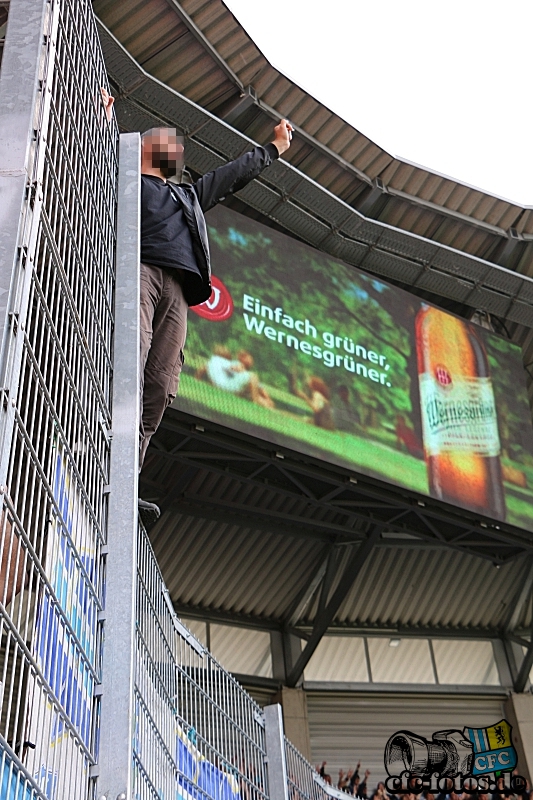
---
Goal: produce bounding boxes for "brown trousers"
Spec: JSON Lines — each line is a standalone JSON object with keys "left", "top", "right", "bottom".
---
{"left": 139, "top": 262, "right": 187, "bottom": 467}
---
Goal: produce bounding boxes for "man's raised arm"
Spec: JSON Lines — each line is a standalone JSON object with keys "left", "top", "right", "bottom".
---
{"left": 194, "top": 119, "right": 293, "bottom": 212}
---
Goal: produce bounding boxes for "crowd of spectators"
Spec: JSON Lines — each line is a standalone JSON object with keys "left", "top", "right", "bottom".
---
{"left": 315, "top": 763, "right": 531, "bottom": 800}
{"left": 317, "top": 761, "right": 371, "bottom": 797}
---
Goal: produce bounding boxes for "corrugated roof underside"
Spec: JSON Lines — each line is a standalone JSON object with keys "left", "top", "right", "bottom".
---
{"left": 149, "top": 468, "right": 531, "bottom": 632}
{"left": 94, "top": 0, "right": 533, "bottom": 248}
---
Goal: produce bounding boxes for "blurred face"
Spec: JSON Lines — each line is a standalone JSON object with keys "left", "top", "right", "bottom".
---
{"left": 143, "top": 128, "right": 184, "bottom": 177}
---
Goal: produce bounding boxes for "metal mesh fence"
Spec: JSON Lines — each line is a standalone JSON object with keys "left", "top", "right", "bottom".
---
{"left": 135, "top": 522, "right": 270, "bottom": 800}
{"left": 285, "top": 738, "right": 344, "bottom": 800}
{"left": 0, "top": 3, "right": 361, "bottom": 800}
{"left": 0, "top": 0, "right": 117, "bottom": 797}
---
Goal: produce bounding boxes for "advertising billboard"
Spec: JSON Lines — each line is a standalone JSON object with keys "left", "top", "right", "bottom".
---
{"left": 173, "top": 205, "right": 533, "bottom": 531}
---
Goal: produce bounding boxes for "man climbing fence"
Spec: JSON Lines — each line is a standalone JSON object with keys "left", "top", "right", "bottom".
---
{"left": 102, "top": 89, "right": 292, "bottom": 516}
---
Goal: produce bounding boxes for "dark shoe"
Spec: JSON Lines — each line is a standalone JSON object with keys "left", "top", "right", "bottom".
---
{"left": 138, "top": 498, "right": 161, "bottom": 529}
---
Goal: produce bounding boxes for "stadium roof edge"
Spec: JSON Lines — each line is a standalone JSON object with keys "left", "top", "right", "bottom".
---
{"left": 96, "top": 19, "right": 533, "bottom": 332}
{"left": 93, "top": 0, "right": 533, "bottom": 253}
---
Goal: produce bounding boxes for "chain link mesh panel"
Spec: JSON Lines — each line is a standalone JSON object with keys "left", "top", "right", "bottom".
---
{"left": 285, "top": 738, "right": 342, "bottom": 800}
{"left": 135, "top": 524, "right": 270, "bottom": 800}
{"left": 0, "top": 0, "right": 117, "bottom": 797}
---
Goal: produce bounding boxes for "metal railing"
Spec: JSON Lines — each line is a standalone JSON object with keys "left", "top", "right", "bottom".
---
{"left": 134, "top": 523, "right": 270, "bottom": 800}
{"left": 285, "top": 738, "right": 351, "bottom": 800}
{"left": 133, "top": 519, "right": 345, "bottom": 800}
{"left": 0, "top": 0, "right": 117, "bottom": 797}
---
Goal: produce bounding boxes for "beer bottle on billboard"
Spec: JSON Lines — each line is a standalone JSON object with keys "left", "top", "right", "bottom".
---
{"left": 415, "top": 304, "right": 505, "bottom": 520}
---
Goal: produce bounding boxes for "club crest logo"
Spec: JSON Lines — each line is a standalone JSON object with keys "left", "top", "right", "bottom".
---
{"left": 464, "top": 720, "right": 516, "bottom": 776}
{"left": 384, "top": 719, "right": 522, "bottom": 794}
{"left": 192, "top": 275, "right": 233, "bottom": 321}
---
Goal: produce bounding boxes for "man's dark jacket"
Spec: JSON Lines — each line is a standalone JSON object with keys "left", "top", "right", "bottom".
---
{"left": 144, "top": 143, "right": 279, "bottom": 306}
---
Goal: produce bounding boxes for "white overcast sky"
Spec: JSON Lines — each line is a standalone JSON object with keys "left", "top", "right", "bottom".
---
{"left": 224, "top": 0, "right": 532, "bottom": 207}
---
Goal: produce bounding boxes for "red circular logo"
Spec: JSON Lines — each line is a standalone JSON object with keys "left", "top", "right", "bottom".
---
{"left": 191, "top": 275, "right": 233, "bottom": 321}
{"left": 435, "top": 365, "right": 452, "bottom": 387}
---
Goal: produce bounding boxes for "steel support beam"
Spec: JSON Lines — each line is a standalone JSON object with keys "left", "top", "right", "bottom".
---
{"left": 514, "top": 620, "right": 533, "bottom": 693}
{"left": 155, "top": 489, "right": 504, "bottom": 554}
{"left": 286, "top": 525, "right": 382, "bottom": 687}
{"left": 222, "top": 86, "right": 257, "bottom": 126}
{"left": 271, "top": 630, "right": 286, "bottom": 681}
{"left": 493, "top": 638, "right": 514, "bottom": 689}
{"left": 504, "top": 557, "right": 533, "bottom": 692}
{"left": 147, "top": 416, "right": 532, "bottom": 562}
{"left": 172, "top": 602, "right": 516, "bottom": 641}
{"left": 504, "top": 555, "right": 533, "bottom": 632}
{"left": 356, "top": 179, "right": 388, "bottom": 217}
{"left": 283, "top": 631, "right": 304, "bottom": 680}
{"left": 163, "top": 0, "right": 244, "bottom": 92}
{"left": 316, "top": 546, "right": 344, "bottom": 617}
{"left": 302, "top": 680, "right": 507, "bottom": 696}
{"left": 180, "top": 492, "right": 364, "bottom": 537}
{"left": 97, "top": 132, "right": 141, "bottom": 798}
{"left": 167, "top": 497, "right": 341, "bottom": 544}
{"left": 285, "top": 544, "right": 331, "bottom": 627}
{"left": 514, "top": 651, "right": 533, "bottom": 693}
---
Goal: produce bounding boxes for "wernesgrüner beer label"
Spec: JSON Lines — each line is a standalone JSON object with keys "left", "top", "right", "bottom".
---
{"left": 419, "top": 368, "right": 501, "bottom": 456}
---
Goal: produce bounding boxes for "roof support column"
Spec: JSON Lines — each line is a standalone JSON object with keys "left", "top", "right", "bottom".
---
{"left": 270, "top": 687, "right": 312, "bottom": 762}
{"left": 283, "top": 631, "right": 304, "bottom": 682}
{"left": 505, "top": 693, "right": 533, "bottom": 784}
{"left": 493, "top": 638, "right": 514, "bottom": 689}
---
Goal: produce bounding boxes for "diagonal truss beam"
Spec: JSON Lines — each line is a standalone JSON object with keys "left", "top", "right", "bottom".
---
{"left": 504, "top": 555, "right": 533, "bottom": 633}
{"left": 286, "top": 524, "right": 382, "bottom": 687}
{"left": 514, "top": 623, "right": 533, "bottom": 693}
{"left": 285, "top": 544, "right": 332, "bottom": 627}
{"left": 510, "top": 559, "right": 533, "bottom": 692}
{"left": 144, "top": 416, "right": 533, "bottom": 563}
{"left": 163, "top": 0, "right": 244, "bottom": 93}
{"left": 181, "top": 493, "right": 365, "bottom": 539}
{"left": 316, "top": 546, "right": 343, "bottom": 617}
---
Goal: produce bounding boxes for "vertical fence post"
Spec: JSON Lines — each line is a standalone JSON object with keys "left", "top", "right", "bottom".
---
{"left": 97, "top": 131, "right": 141, "bottom": 799}
{"left": 265, "top": 704, "right": 290, "bottom": 800}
